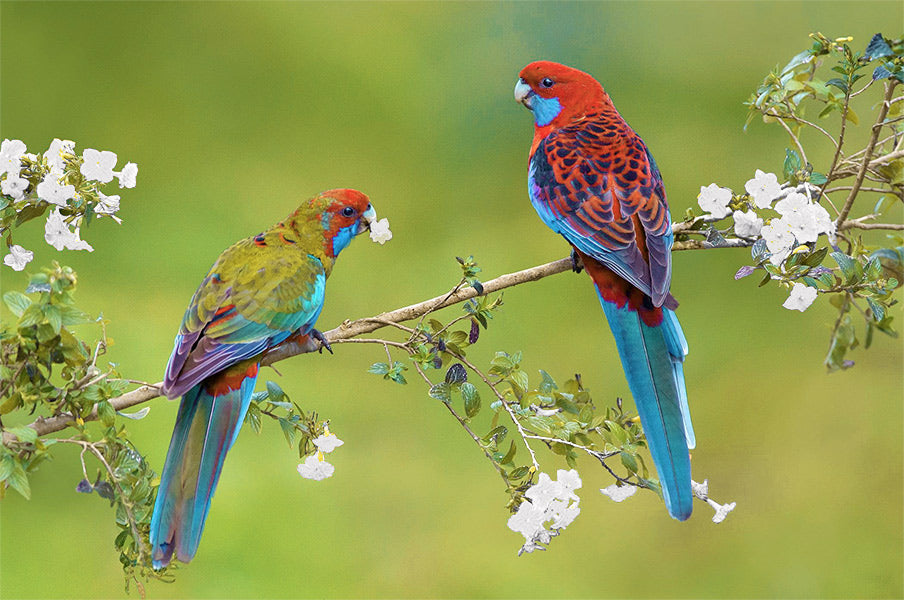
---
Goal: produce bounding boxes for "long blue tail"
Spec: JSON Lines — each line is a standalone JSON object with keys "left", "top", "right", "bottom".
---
{"left": 149, "top": 364, "right": 258, "bottom": 568}
{"left": 599, "top": 296, "right": 694, "bottom": 520}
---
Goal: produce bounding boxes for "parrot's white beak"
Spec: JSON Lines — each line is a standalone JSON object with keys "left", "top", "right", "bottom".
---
{"left": 514, "top": 78, "right": 533, "bottom": 109}
{"left": 358, "top": 204, "right": 377, "bottom": 234}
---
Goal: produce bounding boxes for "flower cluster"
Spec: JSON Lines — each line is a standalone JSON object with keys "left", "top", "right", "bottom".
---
{"left": 1, "top": 138, "right": 138, "bottom": 271}
{"left": 297, "top": 426, "right": 344, "bottom": 481}
{"left": 507, "top": 469, "right": 581, "bottom": 555}
{"left": 698, "top": 169, "right": 836, "bottom": 312}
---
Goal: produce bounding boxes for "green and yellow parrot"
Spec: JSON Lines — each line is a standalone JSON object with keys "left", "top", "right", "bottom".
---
{"left": 150, "top": 189, "right": 377, "bottom": 568}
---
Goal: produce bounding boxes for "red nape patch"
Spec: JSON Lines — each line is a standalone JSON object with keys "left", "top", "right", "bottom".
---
{"left": 205, "top": 361, "right": 259, "bottom": 396}
{"left": 577, "top": 249, "right": 663, "bottom": 327}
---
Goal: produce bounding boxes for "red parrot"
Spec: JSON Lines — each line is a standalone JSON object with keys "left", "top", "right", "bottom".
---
{"left": 515, "top": 61, "right": 695, "bottom": 520}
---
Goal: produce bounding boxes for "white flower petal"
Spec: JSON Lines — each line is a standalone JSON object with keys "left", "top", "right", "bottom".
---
{"left": 600, "top": 483, "right": 637, "bottom": 502}
{"left": 36, "top": 174, "right": 76, "bottom": 207}
{"left": 312, "top": 433, "right": 344, "bottom": 453}
{"left": 732, "top": 209, "right": 764, "bottom": 238}
{"left": 697, "top": 183, "right": 733, "bottom": 219}
{"left": 297, "top": 454, "right": 335, "bottom": 481}
{"left": 117, "top": 162, "right": 138, "bottom": 189}
{"left": 782, "top": 282, "right": 818, "bottom": 312}
{"left": 3, "top": 244, "right": 33, "bottom": 271}
{"left": 1, "top": 174, "right": 29, "bottom": 201}
{"left": 761, "top": 220, "right": 795, "bottom": 266}
{"left": 369, "top": 217, "right": 392, "bottom": 244}
{"left": 0, "top": 139, "right": 27, "bottom": 177}
{"left": 80, "top": 148, "right": 117, "bottom": 183}
{"left": 744, "top": 170, "right": 782, "bottom": 209}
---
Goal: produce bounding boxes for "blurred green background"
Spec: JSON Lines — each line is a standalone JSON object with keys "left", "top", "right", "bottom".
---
{"left": 1, "top": 2, "right": 901, "bottom": 598}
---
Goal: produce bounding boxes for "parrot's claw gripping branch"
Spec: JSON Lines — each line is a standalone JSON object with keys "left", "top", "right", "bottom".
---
{"left": 310, "top": 328, "right": 333, "bottom": 354}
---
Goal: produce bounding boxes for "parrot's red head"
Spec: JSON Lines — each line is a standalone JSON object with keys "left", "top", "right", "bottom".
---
{"left": 515, "top": 61, "right": 611, "bottom": 132}
{"left": 286, "top": 188, "right": 376, "bottom": 259}
{"left": 316, "top": 188, "right": 374, "bottom": 233}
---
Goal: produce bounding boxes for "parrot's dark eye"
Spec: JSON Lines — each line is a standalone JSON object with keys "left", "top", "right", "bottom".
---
{"left": 341, "top": 207, "right": 356, "bottom": 217}
{"left": 540, "top": 77, "right": 554, "bottom": 88}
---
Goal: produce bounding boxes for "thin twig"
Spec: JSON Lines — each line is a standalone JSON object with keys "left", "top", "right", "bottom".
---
{"left": 836, "top": 81, "right": 899, "bottom": 228}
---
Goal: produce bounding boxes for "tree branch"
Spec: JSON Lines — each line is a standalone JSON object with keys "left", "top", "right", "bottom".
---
{"left": 0, "top": 224, "right": 761, "bottom": 446}
{"left": 835, "top": 80, "right": 899, "bottom": 228}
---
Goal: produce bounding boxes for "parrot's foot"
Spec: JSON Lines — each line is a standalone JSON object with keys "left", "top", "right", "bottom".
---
{"left": 311, "top": 328, "right": 333, "bottom": 354}
{"left": 570, "top": 249, "right": 584, "bottom": 274}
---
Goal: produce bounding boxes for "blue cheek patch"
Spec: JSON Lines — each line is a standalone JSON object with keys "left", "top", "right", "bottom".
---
{"left": 533, "top": 96, "right": 562, "bottom": 127}
{"left": 331, "top": 223, "right": 358, "bottom": 256}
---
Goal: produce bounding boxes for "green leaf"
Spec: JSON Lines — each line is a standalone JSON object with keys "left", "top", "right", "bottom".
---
{"left": 2, "top": 292, "right": 31, "bottom": 317}
{"left": 461, "top": 382, "right": 481, "bottom": 418}
{"left": 509, "top": 466, "right": 530, "bottom": 480}
{"left": 808, "top": 171, "right": 828, "bottom": 185}
{"left": 831, "top": 251, "right": 858, "bottom": 281}
{"left": 266, "top": 381, "right": 287, "bottom": 403}
{"left": 781, "top": 49, "right": 813, "bottom": 75}
{"left": 865, "top": 256, "right": 883, "bottom": 281}
{"left": 783, "top": 148, "right": 801, "bottom": 180}
{"left": 867, "top": 298, "right": 886, "bottom": 322}
{"left": 620, "top": 451, "right": 638, "bottom": 474}
{"left": 509, "top": 369, "right": 529, "bottom": 393}
{"left": 368, "top": 362, "right": 390, "bottom": 375}
{"left": 445, "top": 363, "right": 467, "bottom": 384}
{"left": 6, "top": 463, "right": 30, "bottom": 499}
{"left": 278, "top": 417, "right": 296, "bottom": 446}
{"left": 429, "top": 382, "right": 451, "bottom": 403}
{"left": 500, "top": 441, "right": 517, "bottom": 465}
{"left": 802, "top": 247, "right": 828, "bottom": 268}
{"left": 0, "top": 455, "right": 14, "bottom": 481}
{"left": 865, "top": 33, "right": 894, "bottom": 60}
{"left": 4, "top": 426, "right": 37, "bottom": 444}
{"left": 824, "top": 78, "right": 848, "bottom": 93}
{"left": 538, "top": 370, "right": 557, "bottom": 393}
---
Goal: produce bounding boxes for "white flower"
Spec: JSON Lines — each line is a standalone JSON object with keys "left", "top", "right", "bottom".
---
{"left": 1, "top": 174, "right": 29, "bottom": 201}
{"left": 712, "top": 501, "right": 737, "bottom": 524}
{"left": 0, "top": 139, "right": 27, "bottom": 177}
{"left": 548, "top": 498, "right": 580, "bottom": 529}
{"left": 507, "top": 501, "right": 546, "bottom": 538}
{"left": 44, "top": 208, "right": 93, "bottom": 252}
{"left": 80, "top": 148, "right": 117, "bottom": 183}
{"left": 776, "top": 193, "right": 834, "bottom": 243}
{"left": 732, "top": 209, "right": 763, "bottom": 238}
{"left": 117, "top": 162, "right": 138, "bottom": 189}
{"left": 37, "top": 174, "right": 76, "bottom": 207}
{"left": 697, "top": 183, "right": 733, "bottom": 219}
{"left": 44, "top": 138, "right": 75, "bottom": 174}
{"left": 95, "top": 191, "right": 121, "bottom": 216}
{"left": 297, "top": 453, "right": 335, "bottom": 481}
{"left": 509, "top": 469, "right": 582, "bottom": 554}
{"left": 760, "top": 219, "right": 795, "bottom": 266}
{"left": 556, "top": 468, "right": 582, "bottom": 500}
{"left": 600, "top": 483, "right": 638, "bottom": 502}
{"left": 312, "top": 433, "right": 344, "bottom": 453}
{"left": 782, "top": 282, "right": 818, "bottom": 312}
{"left": 369, "top": 217, "right": 392, "bottom": 244}
{"left": 744, "top": 169, "right": 782, "bottom": 209}
{"left": 3, "top": 244, "right": 33, "bottom": 271}
{"left": 525, "top": 472, "right": 563, "bottom": 506}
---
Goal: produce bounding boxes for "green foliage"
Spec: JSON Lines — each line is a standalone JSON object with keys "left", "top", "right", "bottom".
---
{"left": 245, "top": 380, "right": 332, "bottom": 459}
{"left": 0, "top": 264, "right": 164, "bottom": 592}
{"left": 683, "top": 32, "right": 904, "bottom": 371}
{"left": 364, "top": 257, "right": 666, "bottom": 517}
